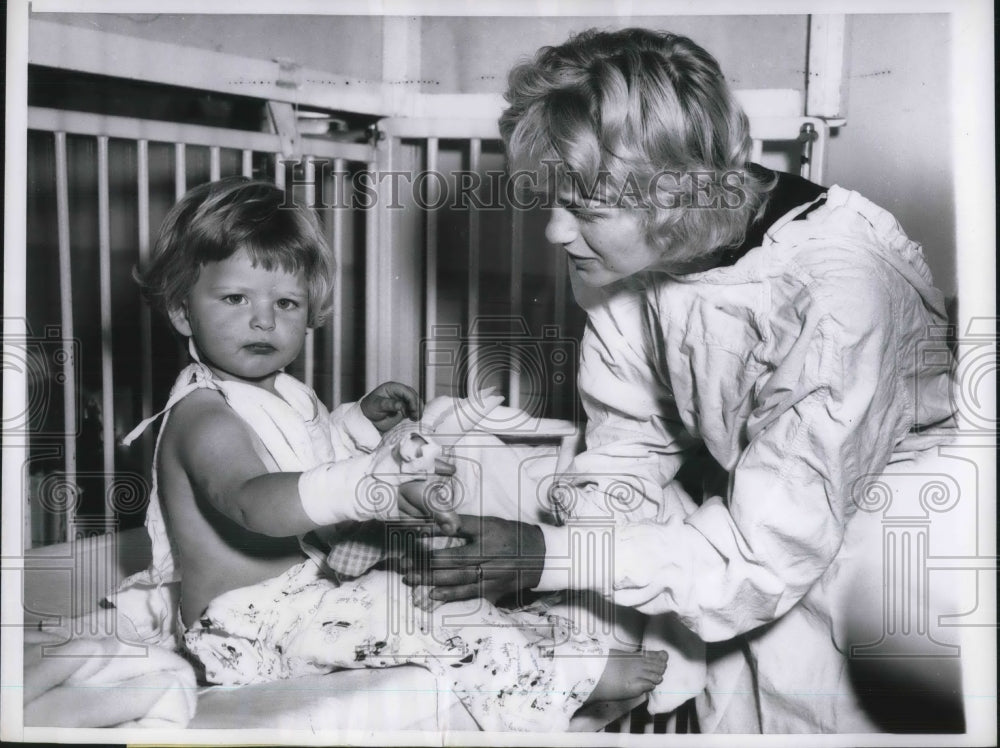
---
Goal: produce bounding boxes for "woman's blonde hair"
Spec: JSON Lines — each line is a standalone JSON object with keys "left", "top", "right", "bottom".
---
{"left": 500, "top": 28, "right": 775, "bottom": 265}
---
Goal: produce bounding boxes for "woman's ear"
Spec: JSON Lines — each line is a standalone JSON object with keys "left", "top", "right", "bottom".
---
{"left": 168, "top": 303, "right": 193, "bottom": 337}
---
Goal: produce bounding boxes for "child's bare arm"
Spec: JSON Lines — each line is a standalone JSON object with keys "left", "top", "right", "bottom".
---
{"left": 169, "top": 389, "right": 459, "bottom": 536}
{"left": 170, "top": 390, "right": 320, "bottom": 537}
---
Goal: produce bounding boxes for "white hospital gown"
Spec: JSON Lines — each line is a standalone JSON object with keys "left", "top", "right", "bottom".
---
{"left": 533, "top": 186, "right": 956, "bottom": 732}
{"left": 123, "top": 356, "right": 606, "bottom": 732}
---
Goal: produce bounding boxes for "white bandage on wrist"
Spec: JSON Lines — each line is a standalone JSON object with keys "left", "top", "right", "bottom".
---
{"left": 296, "top": 429, "right": 446, "bottom": 527}
{"left": 297, "top": 461, "right": 369, "bottom": 526}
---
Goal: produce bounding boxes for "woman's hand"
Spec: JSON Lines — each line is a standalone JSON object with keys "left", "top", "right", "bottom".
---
{"left": 361, "top": 381, "right": 422, "bottom": 433}
{"left": 401, "top": 515, "right": 546, "bottom": 603}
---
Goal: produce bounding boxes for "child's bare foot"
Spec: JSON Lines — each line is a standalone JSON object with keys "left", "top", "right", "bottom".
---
{"left": 584, "top": 648, "right": 669, "bottom": 705}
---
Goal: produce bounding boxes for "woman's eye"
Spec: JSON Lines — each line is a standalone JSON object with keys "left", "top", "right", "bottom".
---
{"left": 568, "top": 207, "right": 603, "bottom": 223}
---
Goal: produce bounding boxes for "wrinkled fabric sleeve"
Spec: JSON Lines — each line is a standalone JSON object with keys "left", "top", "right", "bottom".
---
{"left": 535, "top": 283, "right": 699, "bottom": 590}
{"left": 540, "top": 265, "right": 910, "bottom": 642}
{"left": 328, "top": 400, "right": 382, "bottom": 459}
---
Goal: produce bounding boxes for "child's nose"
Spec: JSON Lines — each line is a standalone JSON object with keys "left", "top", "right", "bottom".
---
{"left": 545, "top": 206, "right": 579, "bottom": 246}
{"left": 250, "top": 304, "right": 276, "bottom": 331}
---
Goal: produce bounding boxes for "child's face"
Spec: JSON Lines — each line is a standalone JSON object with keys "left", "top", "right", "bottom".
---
{"left": 169, "top": 248, "right": 309, "bottom": 391}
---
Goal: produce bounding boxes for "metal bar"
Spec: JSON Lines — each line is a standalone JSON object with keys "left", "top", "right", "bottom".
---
{"left": 329, "top": 157, "right": 346, "bottom": 406}
{"left": 364, "top": 156, "right": 379, "bottom": 392}
{"left": 303, "top": 157, "right": 316, "bottom": 390}
{"left": 423, "top": 137, "right": 439, "bottom": 400}
{"left": 379, "top": 117, "right": 502, "bottom": 140}
{"left": 466, "top": 138, "right": 481, "bottom": 395}
{"left": 508, "top": 206, "right": 524, "bottom": 409}
{"left": 209, "top": 146, "right": 221, "bottom": 182}
{"left": 750, "top": 138, "right": 764, "bottom": 165}
{"left": 137, "top": 140, "right": 153, "bottom": 474}
{"left": 811, "top": 121, "right": 829, "bottom": 184}
{"left": 274, "top": 151, "right": 286, "bottom": 189}
{"left": 174, "top": 143, "right": 186, "bottom": 200}
{"left": 28, "top": 106, "right": 373, "bottom": 162}
{"left": 97, "top": 136, "right": 115, "bottom": 532}
{"left": 54, "top": 131, "right": 77, "bottom": 542}
{"left": 241, "top": 149, "right": 253, "bottom": 178}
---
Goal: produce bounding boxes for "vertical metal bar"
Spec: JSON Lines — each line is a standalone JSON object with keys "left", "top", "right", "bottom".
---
{"left": 329, "top": 157, "right": 346, "bottom": 407}
{"left": 274, "top": 152, "right": 286, "bottom": 189}
{"left": 811, "top": 121, "right": 828, "bottom": 184}
{"left": 423, "top": 137, "right": 439, "bottom": 401}
{"left": 137, "top": 140, "right": 153, "bottom": 473}
{"left": 209, "top": 145, "right": 221, "bottom": 181}
{"left": 750, "top": 138, "right": 764, "bottom": 165}
{"left": 241, "top": 149, "right": 253, "bottom": 178}
{"left": 54, "top": 132, "right": 77, "bottom": 543}
{"left": 364, "top": 156, "right": 379, "bottom": 392}
{"left": 174, "top": 143, "right": 186, "bottom": 201}
{"left": 508, "top": 206, "right": 524, "bottom": 409}
{"left": 303, "top": 157, "right": 316, "bottom": 390}
{"left": 798, "top": 123, "right": 815, "bottom": 180}
{"left": 97, "top": 136, "right": 115, "bottom": 532}
{"left": 466, "top": 138, "right": 481, "bottom": 395}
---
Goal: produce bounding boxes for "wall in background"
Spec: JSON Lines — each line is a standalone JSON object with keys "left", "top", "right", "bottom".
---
{"left": 824, "top": 14, "right": 955, "bottom": 297}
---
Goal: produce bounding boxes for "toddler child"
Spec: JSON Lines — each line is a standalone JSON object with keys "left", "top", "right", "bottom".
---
{"left": 121, "top": 177, "right": 667, "bottom": 732}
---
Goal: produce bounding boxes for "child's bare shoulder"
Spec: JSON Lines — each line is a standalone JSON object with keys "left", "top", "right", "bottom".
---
{"left": 161, "top": 388, "right": 253, "bottom": 462}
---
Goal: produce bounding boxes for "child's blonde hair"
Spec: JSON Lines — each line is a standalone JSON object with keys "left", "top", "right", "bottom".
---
{"left": 137, "top": 177, "right": 335, "bottom": 327}
{"left": 500, "top": 28, "right": 776, "bottom": 266}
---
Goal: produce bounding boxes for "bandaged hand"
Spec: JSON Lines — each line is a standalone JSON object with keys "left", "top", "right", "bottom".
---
{"left": 360, "top": 381, "right": 422, "bottom": 433}
{"left": 298, "top": 423, "right": 456, "bottom": 528}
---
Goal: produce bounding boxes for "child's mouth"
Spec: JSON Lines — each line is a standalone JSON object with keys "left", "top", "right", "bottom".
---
{"left": 244, "top": 343, "right": 276, "bottom": 354}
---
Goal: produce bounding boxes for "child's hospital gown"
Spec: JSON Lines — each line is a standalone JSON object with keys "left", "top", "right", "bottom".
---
{"left": 120, "top": 360, "right": 606, "bottom": 732}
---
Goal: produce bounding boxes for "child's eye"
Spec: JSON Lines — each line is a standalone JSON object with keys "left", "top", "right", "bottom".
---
{"left": 276, "top": 298, "right": 300, "bottom": 311}
{"left": 222, "top": 294, "right": 246, "bottom": 305}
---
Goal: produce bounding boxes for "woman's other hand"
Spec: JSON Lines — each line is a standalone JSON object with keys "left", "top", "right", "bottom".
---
{"left": 401, "top": 515, "right": 546, "bottom": 603}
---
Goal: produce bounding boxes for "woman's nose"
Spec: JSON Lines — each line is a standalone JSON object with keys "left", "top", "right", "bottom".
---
{"left": 250, "top": 303, "right": 276, "bottom": 331}
{"left": 545, "top": 206, "right": 579, "bottom": 246}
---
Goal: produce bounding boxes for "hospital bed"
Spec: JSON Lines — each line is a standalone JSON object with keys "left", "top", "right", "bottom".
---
{"left": 16, "top": 27, "right": 830, "bottom": 735}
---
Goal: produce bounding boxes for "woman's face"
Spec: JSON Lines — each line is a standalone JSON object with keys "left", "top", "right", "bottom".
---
{"left": 544, "top": 196, "right": 666, "bottom": 286}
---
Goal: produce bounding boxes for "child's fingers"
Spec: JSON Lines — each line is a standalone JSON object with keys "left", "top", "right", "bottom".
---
{"left": 433, "top": 458, "right": 456, "bottom": 476}
{"left": 431, "top": 507, "right": 461, "bottom": 536}
{"left": 384, "top": 382, "right": 422, "bottom": 420}
{"left": 367, "top": 395, "right": 401, "bottom": 415}
{"left": 396, "top": 488, "right": 426, "bottom": 520}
